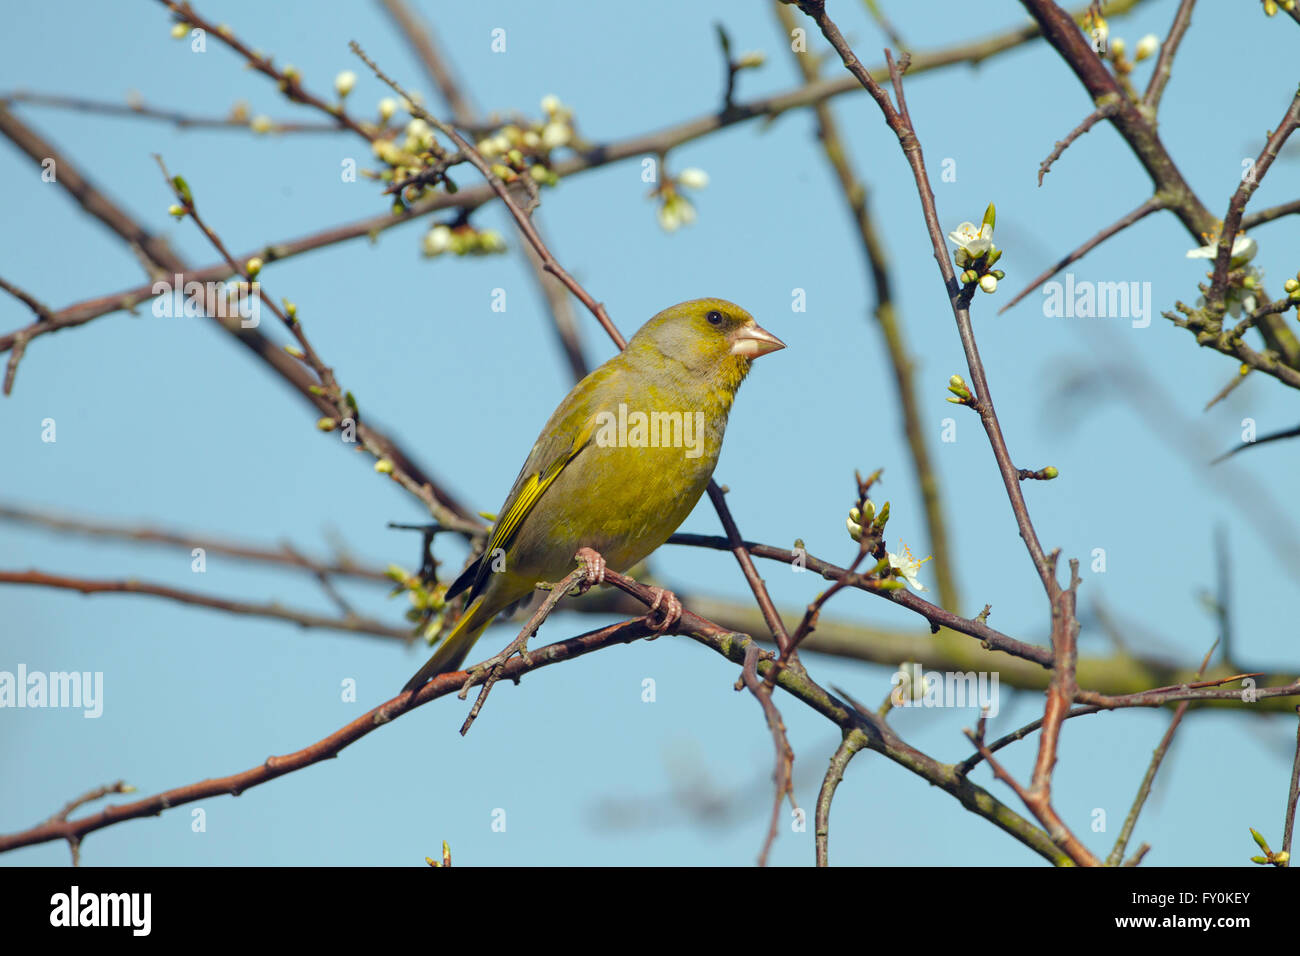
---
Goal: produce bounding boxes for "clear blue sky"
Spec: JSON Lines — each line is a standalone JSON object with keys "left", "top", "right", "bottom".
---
{"left": 2, "top": 0, "right": 1298, "bottom": 866}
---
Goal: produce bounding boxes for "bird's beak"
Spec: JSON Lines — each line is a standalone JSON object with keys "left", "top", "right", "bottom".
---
{"left": 730, "top": 322, "right": 786, "bottom": 358}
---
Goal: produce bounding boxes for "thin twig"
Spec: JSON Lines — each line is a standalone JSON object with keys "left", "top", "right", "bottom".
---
{"left": 0, "top": 504, "right": 390, "bottom": 582}
{"left": 43, "top": 780, "right": 134, "bottom": 866}
{"left": 0, "top": 266, "right": 54, "bottom": 395}
{"left": 1105, "top": 636, "right": 1219, "bottom": 865}
{"left": 376, "top": 0, "right": 477, "bottom": 125}
{"left": 796, "top": 2, "right": 1059, "bottom": 602}
{"left": 955, "top": 704, "right": 1102, "bottom": 776}
{"left": 1019, "top": 0, "right": 1300, "bottom": 369}
{"left": 160, "top": 1, "right": 377, "bottom": 141}
{"left": 0, "top": 101, "right": 475, "bottom": 531}
{"left": 999, "top": 196, "right": 1166, "bottom": 314}
{"left": 1142, "top": 0, "right": 1196, "bottom": 112}
{"left": 1283, "top": 706, "right": 1300, "bottom": 865}
{"left": 1207, "top": 90, "right": 1300, "bottom": 306}
{"left": 1037, "top": 101, "right": 1117, "bottom": 185}
{"left": 815, "top": 729, "right": 866, "bottom": 866}
{"left": 381, "top": 8, "right": 591, "bottom": 384}
{"left": 774, "top": 0, "right": 959, "bottom": 613}
{"left": 1, "top": 90, "right": 338, "bottom": 132}
{"left": 3, "top": 6, "right": 1120, "bottom": 356}
{"left": 351, "top": 40, "right": 627, "bottom": 349}
{"left": 737, "top": 643, "right": 796, "bottom": 866}
{"left": 0, "top": 569, "right": 409, "bottom": 640}
{"left": 1243, "top": 197, "right": 1300, "bottom": 230}
{"left": 457, "top": 564, "right": 589, "bottom": 735}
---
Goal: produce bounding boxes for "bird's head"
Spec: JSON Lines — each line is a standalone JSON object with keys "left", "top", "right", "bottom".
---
{"left": 629, "top": 298, "right": 785, "bottom": 390}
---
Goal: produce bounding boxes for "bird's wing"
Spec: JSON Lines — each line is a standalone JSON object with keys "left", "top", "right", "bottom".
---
{"left": 448, "top": 406, "right": 602, "bottom": 602}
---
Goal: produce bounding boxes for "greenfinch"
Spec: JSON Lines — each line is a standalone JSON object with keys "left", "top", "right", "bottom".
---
{"left": 403, "top": 297, "right": 784, "bottom": 690}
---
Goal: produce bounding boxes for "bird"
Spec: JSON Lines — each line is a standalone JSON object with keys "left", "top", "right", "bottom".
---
{"left": 402, "top": 297, "right": 785, "bottom": 692}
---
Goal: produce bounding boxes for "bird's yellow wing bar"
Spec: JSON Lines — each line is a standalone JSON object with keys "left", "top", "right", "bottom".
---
{"left": 453, "top": 414, "right": 598, "bottom": 600}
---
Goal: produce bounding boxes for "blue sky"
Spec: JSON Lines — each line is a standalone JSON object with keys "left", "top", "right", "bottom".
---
{"left": 2, "top": 0, "right": 1298, "bottom": 866}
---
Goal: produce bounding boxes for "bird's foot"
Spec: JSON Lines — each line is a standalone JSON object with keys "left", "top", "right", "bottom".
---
{"left": 642, "top": 586, "right": 682, "bottom": 639}
{"left": 573, "top": 547, "right": 607, "bottom": 594}
{"left": 458, "top": 638, "right": 533, "bottom": 702}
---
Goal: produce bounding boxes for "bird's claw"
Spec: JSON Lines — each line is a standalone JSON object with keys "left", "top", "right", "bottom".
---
{"left": 574, "top": 547, "right": 606, "bottom": 594}
{"left": 643, "top": 586, "right": 682, "bottom": 639}
{"left": 458, "top": 645, "right": 532, "bottom": 700}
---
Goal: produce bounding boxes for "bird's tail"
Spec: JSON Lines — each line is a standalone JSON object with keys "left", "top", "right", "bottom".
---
{"left": 402, "top": 594, "right": 491, "bottom": 692}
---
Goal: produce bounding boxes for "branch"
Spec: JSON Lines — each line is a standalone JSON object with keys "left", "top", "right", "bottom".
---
{"left": 794, "top": 1, "right": 1060, "bottom": 601}
{"left": 738, "top": 643, "right": 796, "bottom": 866}
{"left": 41, "top": 780, "right": 135, "bottom": 866}
{"left": 376, "top": 0, "right": 477, "bottom": 125}
{"left": 0, "top": 90, "right": 338, "bottom": 133}
{"left": 1105, "top": 637, "right": 1219, "bottom": 865}
{"left": 1207, "top": 89, "right": 1300, "bottom": 306}
{"left": 1019, "top": 0, "right": 1300, "bottom": 370}
{"left": 0, "top": 273, "right": 52, "bottom": 395}
{"left": 0, "top": 569, "right": 410, "bottom": 640}
{"left": 815, "top": 728, "right": 867, "bottom": 866}
{"left": 379, "top": 4, "right": 591, "bottom": 384}
{"left": 0, "top": 503, "right": 390, "bottom": 583}
{"left": 1242, "top": 197, "right": 1300, "bottom": 229}
{"left": 160, "top": 1, "right": 377, "bottom": 141}
{"left": 1284, "top": 707, "right": 1300, "bottom": 866}
{"left": 999, "top": 197, "right": 1166, "bottom": 314}
{"left": 774, "top": 0, "right": 960, "bottom": 614}
{"left": 3, "top": 3, "right": 1132, "bottom": 357}
{"left": 1037, "top": 100, "right": 1117, "bottom": 185}
{"left": 0, "top": 101, "right": 476, "bottom": 532}
{"left": 1141, "top": 0, "right": 1196, "bottom": 112}
{"left": 0, "top": 568, "right": 1072, "bottom": 866}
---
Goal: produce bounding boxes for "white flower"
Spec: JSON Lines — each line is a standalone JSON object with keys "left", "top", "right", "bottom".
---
{"left": 422, "top": 225, "right": 453, "bottom": 257}
{"left": 677, "top": 168, "right": 710, "bottom": 190}
{"left": 1187, "top": 235, "right": 1257, "bottom": 268}
{"left": 1224, "top": 267, "right": 1263, "bottom": 317}
{"left": 1134, "top": 34, "right": 1159, "bottom": 62}
{"left": 334, "top": 70, "right": 357, "bottom": 98}
{"left": 541, "top": 121, "right": 570, "bottom": 150}
{"left": 405, "top": 118, "right": 432, "bottom": 138}
{"left": 378, "top": 97, "right": 398, "bottom": 122}
{"left": 674, "top": 197, "right": 697, "bottom": 227}
{"left": 540, "top": 94, "right": 562, "bottom": 116}
{"left": 658, "top": 194, "right": 696, "bottom": 232}
{"left": 1233, "top": 291, "right": 1258, "bottom": 318}
{"left": 979, "top": 274, "right": 998, "bottom": 294}
{"left": 948, "top": 221, "right": 994, "bottom": 258}
{"left": 887, "top": 545, "right": 930, "bottom": 592}
{"left": 250, "top": 114, "right": 273, "bottom": 134}
{"left": 1089, "top": 19, "right": 1109, "bottom": 48}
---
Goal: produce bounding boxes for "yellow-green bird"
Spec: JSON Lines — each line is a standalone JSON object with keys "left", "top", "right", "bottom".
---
{"left": 402, "top": 298, "right": 784, "bottom": 691}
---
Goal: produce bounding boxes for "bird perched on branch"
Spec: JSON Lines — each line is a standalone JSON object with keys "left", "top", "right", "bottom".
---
{"left": 402, "top": 297, "right": 785, "bottom": 691}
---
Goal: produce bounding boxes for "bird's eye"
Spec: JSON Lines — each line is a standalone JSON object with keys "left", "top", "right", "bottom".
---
{"left": 706, "top": 310, "right": 724, "bottom": 326}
